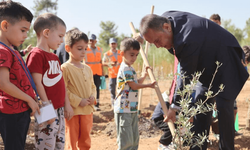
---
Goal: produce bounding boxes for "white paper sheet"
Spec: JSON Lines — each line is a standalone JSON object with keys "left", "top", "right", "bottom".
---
{"left": 34, "top": 104, "right": 57, "bottom": 124}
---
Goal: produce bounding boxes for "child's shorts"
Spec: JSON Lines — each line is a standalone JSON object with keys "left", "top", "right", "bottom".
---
{"left": 34, "top": 107, "right": 65, "bottom": 150}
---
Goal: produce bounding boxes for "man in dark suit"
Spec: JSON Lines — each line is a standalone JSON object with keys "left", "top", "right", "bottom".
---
{"left": 139, "top": 11, "right": 249, "bottom": 150}
{"left": 56, "top": 42, "right": 69, "bottom": 64}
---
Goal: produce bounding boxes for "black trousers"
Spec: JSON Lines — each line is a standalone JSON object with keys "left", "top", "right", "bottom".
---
{"left": 93, "top": 74, "right": 101, "bottom": 100}
{"left": 154, "top": 118, "right": 172, "bottom": 146}
{"left": 216, "top": 97, "right": 235, "bottom": 150}
{"left": 109, "top": 78, "right": 117, "bottom": 99}
{"left": 0, "top": 110, "right": 31, "bottom": 150}
{"left": 191, "top": 97, "right": 235, "bottom": 150}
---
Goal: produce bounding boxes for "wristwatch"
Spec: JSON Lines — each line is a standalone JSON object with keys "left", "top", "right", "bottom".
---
{"left": 170, "top": 104, "right": 181, "bottom": 112}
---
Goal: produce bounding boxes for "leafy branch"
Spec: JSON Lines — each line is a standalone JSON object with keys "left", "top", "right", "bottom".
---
{"left": 172, "top": 61, "right": 224, "bottom": 149}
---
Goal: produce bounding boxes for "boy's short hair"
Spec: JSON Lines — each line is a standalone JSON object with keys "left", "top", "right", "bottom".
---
{"left": 243, "top": 45, "right": 250, "bottom": 62}
{"left": 65, "top": 28, "right": 88, "bottom": 48}
{"left": 33, "top": 13, "right": 66, "bottom": 36}
{"left": 209, "top": 14, "right": 221, "bottom": 21}
{"left": 0, "top": 1, "right": 33, "bottom": 24}
{"left": 120, "top": 37, "right": 140, "bottom": 52}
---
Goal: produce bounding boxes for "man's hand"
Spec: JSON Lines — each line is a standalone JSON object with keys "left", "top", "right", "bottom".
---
{"left": 163, "top": 108, "right": 176, "bottom": 123}
{"left": 110, "top": 61, "right": 117, "bottom": 67}
{"left": 133, "top": 33, "right": 144, "bottom": 45}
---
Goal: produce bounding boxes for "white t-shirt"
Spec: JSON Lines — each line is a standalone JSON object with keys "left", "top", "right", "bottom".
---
{"left": 114, "top": 62, "right": 138, "bottom": 113}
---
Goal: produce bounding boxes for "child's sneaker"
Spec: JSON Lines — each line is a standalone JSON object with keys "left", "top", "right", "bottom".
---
{"left": 158, "top": 142, "right": 175, "bottom": 150}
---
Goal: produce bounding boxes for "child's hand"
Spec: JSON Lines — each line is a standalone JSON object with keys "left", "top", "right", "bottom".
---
{"left": 79, "top": 98, "right": 90, "bottom": 107}
{"left": 88, "top": 96, "right": 95, "bottom": 105}
{"left": 24, "top": 44, "right": 33, "bottom": 54}
{"left": 148, "top": 81, "right": 156, "bottom": 88}
{"left": 141, "top": 71, "right": 148, "bottom": 78}
{"left": 28, "top": 99, "right": 40, "bottom": 116}
{"left": 64, "top": 103, "right": 74, "bottom": 121}
{"left": 141, "top": 66, "right": 152, "bottom": 77}
{"left": 47, "top": 118, "right": 55, "bottom": 125}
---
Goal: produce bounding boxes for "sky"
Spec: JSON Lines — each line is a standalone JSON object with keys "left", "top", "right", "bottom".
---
{"left": 16, "top": 0, "right": 250, "bottom": 38}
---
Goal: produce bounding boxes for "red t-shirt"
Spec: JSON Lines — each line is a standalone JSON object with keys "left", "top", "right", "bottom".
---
{"left": 26, "top": 48, "right": 65, "bottom": 109}
{"left": 0, "top": 44, "right": 35, "bottom": 114}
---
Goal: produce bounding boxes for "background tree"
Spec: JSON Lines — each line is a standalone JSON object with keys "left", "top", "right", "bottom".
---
{"left": 98, "top": 21, "right": 118, "bottom": 51}
{"left": 222, "top": 19, "right": 244, "bottom": 45}
{"left": 242, "top": 18, "right": 250, "bottom": 46}
{"left": 32, "top": 0, "right": 58, "bottom": 18}
{"left": 116, "top": 33, "right": 127, "bottom": 48}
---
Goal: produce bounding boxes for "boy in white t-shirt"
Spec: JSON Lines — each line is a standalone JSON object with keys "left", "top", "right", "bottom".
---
{"left": 114, "top": 37, "right": 155, "bottom": 150}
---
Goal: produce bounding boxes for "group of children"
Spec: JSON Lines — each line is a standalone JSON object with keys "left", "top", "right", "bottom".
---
{"left": 0, "top": 1, "right": 156, "bottom": 150}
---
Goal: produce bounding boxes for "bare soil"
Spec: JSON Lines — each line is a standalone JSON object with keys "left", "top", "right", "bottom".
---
{"left": 1, "top": 78, "right": 250, "bottom": 150}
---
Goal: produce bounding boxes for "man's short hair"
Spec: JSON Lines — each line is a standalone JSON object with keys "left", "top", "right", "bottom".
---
{"left": 65, "top": 28, "right": 88, "bottom": 48}
{"left": 33, "top": 13, "right": 66, "bottom": 36}
{"left": 0, "top": 1, "right": 33, "bottom": 24}
{"left": 243, "top": 45, "right": 250, "bottom": 62}
{"left": 140, "top": 14, "right": 170, "bottom": 36}
{"left": 120, "top": 37, "right": 140, "bottom": 52}
{"left": 209, "top": 14, "right": 221, "bottom": 22}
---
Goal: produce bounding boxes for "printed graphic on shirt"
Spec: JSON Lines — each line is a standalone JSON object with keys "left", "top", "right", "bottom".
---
{"left": 43, "top": 60, "right": 62, "bottom": 87}
{"left": 114, "top": 62, "right": 138, "bottom": 113}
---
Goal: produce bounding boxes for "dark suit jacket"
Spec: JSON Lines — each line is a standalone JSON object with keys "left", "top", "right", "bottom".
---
{"left": 161, "top": 11, "right": 249, "bottom": 105}
{"left": 56, "top": 43, "right": 69, "bottom": 64}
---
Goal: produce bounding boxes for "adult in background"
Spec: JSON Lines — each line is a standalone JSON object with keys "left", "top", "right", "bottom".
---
{"left": 56, "top": 42, "right": 69, "bottom": 64}
{"left": 139, "top": 11, "right": 249, "bottom": 150}
{"left": 55, "top": 28, "right": 80, "bottom": 64}
{"left": 209, "top": 14, "right": 221, "bottom": 25}
{"left": 85, "top": 34, "right": 103, "bottom": 111}
{"left": 102, "top": 38, "right": 122, "bottom": 108}
{"left": 242, "top": 45, "right": 250, "bottom": 68}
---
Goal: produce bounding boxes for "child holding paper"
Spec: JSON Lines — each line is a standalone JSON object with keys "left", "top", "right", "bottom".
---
{"left": 0, "top": 1, "right": 40, "bottom": 149}
{"left": 61, "top": 28, "right": 96, "bottom": 149}
{"left": 26, "top": 13, "right": 73, "bottom": 150}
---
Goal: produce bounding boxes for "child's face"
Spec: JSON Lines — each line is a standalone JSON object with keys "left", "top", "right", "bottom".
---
{"left": 123, "top": 48, "right": 139, "bottom": 66}
{"left": 68, "top": 40, "right": 88, "bottom": 62}
{"left": 3, "top": 19, "right": 31, "bottom": 47}
{"left": 47, "top": 24, "right": 66, "bottom": 50}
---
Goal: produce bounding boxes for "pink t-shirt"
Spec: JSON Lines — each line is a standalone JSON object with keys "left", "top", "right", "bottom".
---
{"left": 0, "top": 44, "right": 35, "bottom": 114}
{"left": 26, "top": 48, "right": 65, "bottom": 109}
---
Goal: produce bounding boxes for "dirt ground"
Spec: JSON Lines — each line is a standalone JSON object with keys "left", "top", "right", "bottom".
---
{"left": 90, "top": 79, "right": 250, "bottom": 150}
{"left": 0, "top": 78, "right": 250, "bottom": 150}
